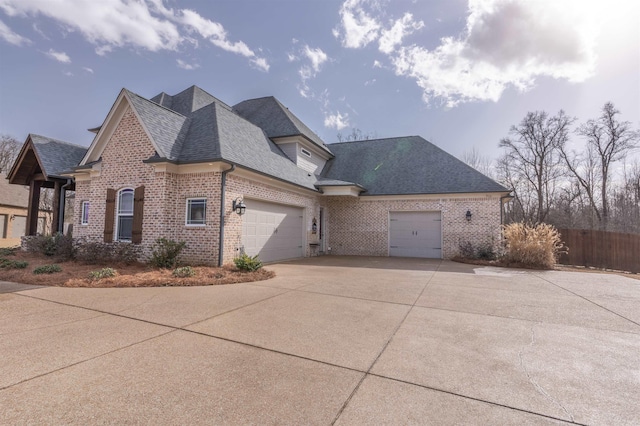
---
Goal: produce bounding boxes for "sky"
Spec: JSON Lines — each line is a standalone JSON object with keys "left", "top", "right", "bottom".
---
{"left": 0, "top": 0, "right": 638, "bottom": 163}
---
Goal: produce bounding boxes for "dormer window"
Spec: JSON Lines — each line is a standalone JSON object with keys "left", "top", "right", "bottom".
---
{"left": 300, "top": 147, "right": 311, "bottom": 158}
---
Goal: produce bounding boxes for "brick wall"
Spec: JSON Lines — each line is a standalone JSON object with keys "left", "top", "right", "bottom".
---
{"left": 72, "top": 104, "right": 502, "bottom": 265}
{"left": 325, "top": 195, "right": 502, "bottom": 258}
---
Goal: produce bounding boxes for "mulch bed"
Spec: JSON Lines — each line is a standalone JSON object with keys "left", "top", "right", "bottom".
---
{"left": 0, "top": 251, "right": 275, "bottom": 287}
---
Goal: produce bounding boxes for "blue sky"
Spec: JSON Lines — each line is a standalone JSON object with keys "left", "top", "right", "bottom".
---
{"left": 0, "top": 0, "right": 638, "bottom": 162}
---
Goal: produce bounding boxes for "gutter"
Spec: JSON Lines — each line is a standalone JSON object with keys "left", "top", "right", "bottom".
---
{"left": 218, "top": 163, "right": 236, "bottom": 266}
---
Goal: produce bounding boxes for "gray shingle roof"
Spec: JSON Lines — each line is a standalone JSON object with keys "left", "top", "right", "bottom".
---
{"left": 233, "top": 97, "right": 332, "bottom": 155}
{"left": 126, "top": 90, "right": 190, "bottom": 161}
{"left": 138, "top": 87, "right": 319, "bottom": 190}
{"left": 30, "top": 134, "right": 87, "bottom": 178}
{"left": 321, "top": 136, "right": 509, "bottom": 195}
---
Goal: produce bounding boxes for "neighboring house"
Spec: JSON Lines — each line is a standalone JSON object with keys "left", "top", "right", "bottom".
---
{"left": 0, "top": 177, "right": 51, "bottom": 247}
{"left": 9, "top": 85, "right": 510, "bottom": 264}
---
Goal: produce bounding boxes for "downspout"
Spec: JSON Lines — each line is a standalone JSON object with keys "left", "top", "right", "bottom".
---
{"left": 218, "top": 164, "right": 236, "bottom": 266}
{"left": 58, "top": 178, "right": 73, "bottom": 234}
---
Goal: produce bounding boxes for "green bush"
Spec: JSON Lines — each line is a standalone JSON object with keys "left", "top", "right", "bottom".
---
{"left": 149, "top": 238, "right": 186, "bottom": 269}
{"left": 172, "top": 266, "right": 196, "bottom": 278}
{"left": 0, "top": 247, "right": 18, "bottom": 256}
{"left": 89, "top": 267, "right": 117, "bottom": 281}
{"left": 33, "top": 264, "right": 62, "bottom": 274}
{"left": 502, "top": 222, "right": 565, "bottom": 269}
{"left": 233, "top": 253, "right": 263, "bottom": 272}
{"left": 0, "top": 258, "right": 28, "bottom": 269}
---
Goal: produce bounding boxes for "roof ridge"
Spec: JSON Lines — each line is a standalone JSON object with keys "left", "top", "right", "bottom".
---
{"left": 125, "top": 89, "right": 187, "bottom": 118}
{"left": 328, "top": 135, "right": 420, "bottom": 145}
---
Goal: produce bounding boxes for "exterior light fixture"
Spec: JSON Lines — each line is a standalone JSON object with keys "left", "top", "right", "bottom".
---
{"left": 466, "top": 210, "right": 472, "bottom": 221}
{"left": 232, "top": 198, "right": 246, "bottom": 216}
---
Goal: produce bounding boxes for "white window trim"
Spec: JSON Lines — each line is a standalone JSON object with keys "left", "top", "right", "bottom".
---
{"left": 300, "top": 147, "right": 312, "bottom": 158}
{"left": 80, "top": 201, "right": 90, "bottom": 225}
{"left": 185, "top": 197, "right": 207, "bottom": 227}
{"left": 115, "top": 188, "right": 134, "bottom": 242}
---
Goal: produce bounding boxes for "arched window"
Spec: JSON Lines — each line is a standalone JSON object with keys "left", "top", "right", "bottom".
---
{"left": 116, "top": 188, "right": 134, "bottom": 241}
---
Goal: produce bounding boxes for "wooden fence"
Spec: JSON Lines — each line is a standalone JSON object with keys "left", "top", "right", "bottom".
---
{"left": 557, "top": 229, "right": 640, "bottom": 273}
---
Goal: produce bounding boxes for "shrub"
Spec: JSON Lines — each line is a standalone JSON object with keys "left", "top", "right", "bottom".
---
{"left": 457, "top": 241, "right": 497, "bottom": 260}
{"left": 0, "top": 258, "right": 28, "bottom": 269}
{"left": 33, "top": 264, "right": 62, "bottom": 274}
{"left": 24, "top": 234, "right": 75, "bottom": 259}
{"left": 0, "top": 247, "right": 18, "bottom": 256}
{"left": 502, "top": 222, "right": 565, "bottom": 269}
{"left": 234, "top": 253, "right": 263, "bottom": 272}
{"left": 172, "top": 266, "right": 195, "bottom": 278}
{"left": 89, "top": 267, "right": 118, "bottom": 281}
{"left": 75, "top": 240, "right": 140, "bottom": 265}
{"left": 150, "top": 238, "right": 186, "bottom": 269}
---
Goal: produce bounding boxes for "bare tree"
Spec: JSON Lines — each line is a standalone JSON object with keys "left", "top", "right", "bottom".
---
{"left": 336, "top": 128, "right": 377, "bottom": 142}
{"left": 0, "top": 134, "right": 21, "bottom": 176}
{"left": 561, "top": 102, "right": 639, "bottom": 229}
{"left": 498, "top": 111, "right": 574, "bottom": 223}
{"left": 462, "top": 147, "right": 494, "bottom": 178}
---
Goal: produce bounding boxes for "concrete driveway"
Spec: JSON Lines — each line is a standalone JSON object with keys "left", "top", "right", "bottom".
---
{"left": 1, "top": 257, "right": 639, "bottom": 425}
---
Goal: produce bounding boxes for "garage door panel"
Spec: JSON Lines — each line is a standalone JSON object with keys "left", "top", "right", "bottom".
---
{"left": 389, "top": 211, "right": 442, "bottom": 259}
{"left": 242, "top": 199, "right": 303, "bottom": 263}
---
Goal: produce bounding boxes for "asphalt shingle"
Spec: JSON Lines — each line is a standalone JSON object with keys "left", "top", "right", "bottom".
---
{"left": 321, "top": 136, "right": 509, "bottom": 195}
{"left": 233, "top": 97, "right": 332, "bottom": 155}
{"left": 30, "top": 134, "right": 87, "bottom": 178}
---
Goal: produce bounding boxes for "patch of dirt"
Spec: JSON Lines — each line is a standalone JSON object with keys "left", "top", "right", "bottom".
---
{"left": 0, "top": 251, "right": 275, "bottom": 287}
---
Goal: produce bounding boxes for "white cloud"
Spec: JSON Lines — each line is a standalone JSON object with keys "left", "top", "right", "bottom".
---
{"left": 334, "top": 0, "right": 381, "bottom": 48}
{"left": 0, "top": 0, "right": 268, "bottom": 70}
{"left": 303, "top": 45, "right": 328, "bottom": 72}
{"left": 378, "top": 13, "right": 423, "bottom": 54}
{"left": 289, "top": 43, "right": 330, "bottom": 98}
{"left": 63, "top": 70, "right": 73, "bottom": 77}
{"left": 324, "top": 111, "right": 350, "bottom": 130}
{"left": 0, "top": 19, "right": 31, "bottom": 45}
{"left": 82, "top": 66, "right": 94, "bottom": 73}
{"left": 45, "top": 48, "right": 71, "bottom": 63}
{"left": 372, "top": 59, "right": 382, "bottom": 68}
{"left": 250, "top": 56, "right": 269, "bottom": 72}
{"left": 335, "top": 0, "right": 599, "bottom": 107}
{"left": 391, "top": 0, "right": 598, "bottom": 106}
{"left": 176, "top": 58, "right": 199, "bottom": 70}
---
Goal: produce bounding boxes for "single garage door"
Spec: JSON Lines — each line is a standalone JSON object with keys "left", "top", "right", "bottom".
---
{"left": 11, "top": 215, "right": 27, "bottom": 238}
{"left": 242, "top": 199, "right": 304, "bottom": 263}
{"left": 389, "top": 211, "right": 442, "bottom": 258}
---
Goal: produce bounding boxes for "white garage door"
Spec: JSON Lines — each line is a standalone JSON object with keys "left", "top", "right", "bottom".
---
{"left": 389, "top": 211, "right": 442, "bottom": 258}
{"left": 242, "top": 199, "right": 304, "bottom": 263}
{"left": 11, "top": 215, "right": 27, "bottom": 238}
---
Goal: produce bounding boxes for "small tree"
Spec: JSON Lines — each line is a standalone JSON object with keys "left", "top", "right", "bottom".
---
{"left": 498, "top": 111, "right": 574, "bottom": 223}
{"left": 560, "top": 102, "right": 639, "bottom": 230}
{"left": 0, "top": 134, "right": 21, "bottom": 176}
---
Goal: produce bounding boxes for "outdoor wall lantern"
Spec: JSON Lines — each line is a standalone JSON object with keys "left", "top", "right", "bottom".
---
{"left": 233, "top": 198, "right": 246, "bottom": 216}
{"left": 466, "top": 210, "right": 472, "bottom": 221}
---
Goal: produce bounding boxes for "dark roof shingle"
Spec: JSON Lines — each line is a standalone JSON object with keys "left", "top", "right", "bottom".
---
{"left": 321, "top": 136, "right": 509, "bottom": 195}
{"left": 30, "top": 134, "right": 87, "bottom": 178}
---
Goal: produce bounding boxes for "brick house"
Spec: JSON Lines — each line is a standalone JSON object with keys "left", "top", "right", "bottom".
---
{"left": 9, "top": 85, "right": 510, "bottom": 265}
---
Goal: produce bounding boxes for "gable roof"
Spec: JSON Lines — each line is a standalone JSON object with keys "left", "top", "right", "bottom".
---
{"left": 320, "top": 136, "right": 509, "bottom": 196}
{"left": 9, "top": 134, "right": 87, "bottom": 185}
{"left": 233, "top": 96, "right": 332, "bottom": 155}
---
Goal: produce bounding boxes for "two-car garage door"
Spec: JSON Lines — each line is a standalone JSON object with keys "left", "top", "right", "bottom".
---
{"left": 389, "top": 211, "right": 442, "bottom": 258}
{"left": 242, "top": 199, "right": 304, "bottom": 263}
